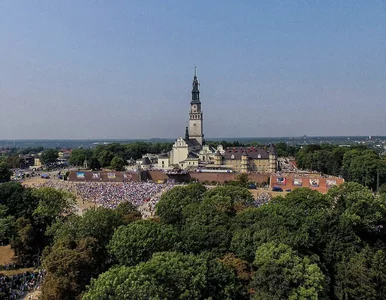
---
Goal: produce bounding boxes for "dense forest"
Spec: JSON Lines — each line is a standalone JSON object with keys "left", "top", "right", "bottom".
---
{"left": 2, "top": 181, "right": 386, "bottom": 299}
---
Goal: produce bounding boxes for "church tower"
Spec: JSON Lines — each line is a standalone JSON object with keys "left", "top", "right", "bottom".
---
{"left": 188, "top": 66, "right": 204, "bottom": 146}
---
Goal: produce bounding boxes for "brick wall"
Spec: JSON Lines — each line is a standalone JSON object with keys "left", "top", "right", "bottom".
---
{"left": 270, "top": 175, "right": 344, "bottom": 194}
{"left": 69, "top": 171, "right": 140, "bottom": 182}
{"left": 69, "top": 170, "right": 270, "bottom": 184}
{"left": 146, "top": 170, "right": 269, "bottom": 184}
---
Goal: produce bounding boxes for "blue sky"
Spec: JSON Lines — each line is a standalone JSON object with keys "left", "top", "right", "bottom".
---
{"left": 0, "top": 1, "right": 385, "bottom": 139}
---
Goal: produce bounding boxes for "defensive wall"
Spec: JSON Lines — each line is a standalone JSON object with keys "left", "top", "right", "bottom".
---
{"left": 68, "top": 170, "right": 270, "bottom": 184}
{"left": 145, "top": 170, "right": 270, "bottom": 184}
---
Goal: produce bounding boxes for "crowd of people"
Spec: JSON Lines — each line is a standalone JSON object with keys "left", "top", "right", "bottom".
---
{"left": 0, "top": 270, "right": 44, "bottom": 299}
{"left": 33, "top": 180, "right": 175, "bottom": 217}
{"left": 31, "top": 178, "right": 276, "bottom": 217}
{"left": 0, "top": 264, "right": 25, "bottom": 272}
{"left": 254, "top": 191, "right": 272, "bottom": 207}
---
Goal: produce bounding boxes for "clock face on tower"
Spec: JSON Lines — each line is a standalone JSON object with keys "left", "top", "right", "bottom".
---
{"left": 192, "top": 105, "right": 197, "bottom": 112}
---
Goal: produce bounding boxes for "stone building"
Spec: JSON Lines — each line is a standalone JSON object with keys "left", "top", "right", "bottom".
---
{"left": 169, "top": 67, "right": 204, "bottom": 168}
{"left": 188, "top": 66, "right": 204, "bottom": 147}
{"left": 213, "top": 145, "right": 277, "bottom": 173}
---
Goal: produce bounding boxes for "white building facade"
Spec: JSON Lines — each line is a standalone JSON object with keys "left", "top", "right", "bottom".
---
{"left": 168, "top": 68, "right": 204, "bottom": 169}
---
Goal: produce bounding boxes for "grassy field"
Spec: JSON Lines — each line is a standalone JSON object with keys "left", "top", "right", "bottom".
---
{"left": 0, "top": 267, "right": 35, "bottom": 276}
{"left": 21, "top": 177, "right": 46, "bottom": 187}
{"left": 0, "top": 245, "right": 36, "bottom": 276}
{"left": 0, "top": 245, "right": 15, "bottom": 265}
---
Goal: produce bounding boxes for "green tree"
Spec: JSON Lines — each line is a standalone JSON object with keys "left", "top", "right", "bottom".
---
{"left": 114, "top": 201, "right": 142, "bottom": 224}
{"left": 275, "top": 142, "right": 298, "bottom": 157}
{"left": 330, "top": 147, "right": 347, "bottom": 175}
{"left": 251, "top": 243, "right": 328, "bottom": 300}
{"left": 203, "top": 185, "right": 254, "bottom": 215}
{"left": 97, "top": 149, "right": 114, "bottom": 167}
{"left": 32, "top": 188, "right": 76, "bottom": 227}
{"left": 108, "top": 220, "right": 179, "bottom": 266}
{"left": 51, "top": 207, "right": 124, "bottom": 266}
{"left": 0, "top": 205, "right": 15, "bottom": 244}
{"left": 83, "top": 252, "right": 241, "bottom": 300}
{"left": 40, "top": 149, "right": 59, "bottom": 165}
{"left": 220, "top": 253, "right": 252, "bottom": 297}
{"left": 235, "top": 173, "right": 249, "bottom": 188}
{"left": 335, "top": 247, "right": 386, "bottom": 300}
{"left": 231, "top": 188, "right": 330, "bottom": 262}
{"left": 124, "top": 142, "right": 149, "bottom": 160}
{"left": 42, "top": 237, "right": 99, "bottom": 300}
{"left": 89, "top": 156, "right": 101, "bottom": 170}
{"left": 321, "top": 182, "right": 386, "bottom": 270}
{"left": 4, "top": 155, "right": 21, "bottom": 169}
{"left": 81, "top": 266, "right": 132, "bottom": 300}
{"left": 8, "top": 188, "right": 75, "bottom": 265}
{"left": 156, "top": 183, "right": 207, "bottom": 227}
{"left": 110, "top": 156, "right": 125, "bottom": 171}
{"left": 42, "top": 208, "right": 125, "bottom": 299}
{"left": 348, "top": 150, "right": 380, "bottom": 189}
{"left": 326, "top": 182, "right": 386, "bottom": 239}
{"left": 69, "top": 149, "right": 93, "bottom": 166}
{"left": 230, "top": 208, "right": 263, "bottom": 262}
{"left": 11, "top": 217, "right": 39, "bottom": 265}
{"left": 180, "top": 202, "right": 232, "bottom": 255}
{"left": 379, "top": 183, "right": 386, "bottom": 195}
{"left": 0, "top": 162, "right": 12, "bottom": 182}
{"left": 0, "top": 182, "right": 38, "bottom": 218}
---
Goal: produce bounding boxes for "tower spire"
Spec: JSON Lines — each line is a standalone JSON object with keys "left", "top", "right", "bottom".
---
{"left": 188, "top": 68, "right": 204, "bottom": 146}
{"left": 191, "top": 65, "right": 200, "bottom": 102}
{"left": 185, "top": 126, "right": 189, "bottom": 141}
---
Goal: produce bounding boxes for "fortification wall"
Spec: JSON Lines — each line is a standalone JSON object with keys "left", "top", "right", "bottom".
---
{"left": 145, "top": 170, "right": 269, "bottom": 184}
{"left": 68, "top": 170, "right": 268, "bottom": 185}
{"left": 189, "top": 172, "right": 269, "bottom": 184}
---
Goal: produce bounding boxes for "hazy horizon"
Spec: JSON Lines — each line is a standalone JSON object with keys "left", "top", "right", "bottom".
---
{"left": 0, "top": 135, "right": 383, "bottom": 142}
{"left": 1, "top": 1, "right": 385, "bottom": 139}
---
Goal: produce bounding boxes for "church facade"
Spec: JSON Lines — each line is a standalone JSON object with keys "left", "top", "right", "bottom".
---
{"left": 169, "top": 68, "right": 204, "bottom": 168}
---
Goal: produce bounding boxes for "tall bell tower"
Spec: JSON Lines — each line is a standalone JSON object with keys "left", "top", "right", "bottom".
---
{"left": 188, "top": 66, "right": 204, "bottom": 146}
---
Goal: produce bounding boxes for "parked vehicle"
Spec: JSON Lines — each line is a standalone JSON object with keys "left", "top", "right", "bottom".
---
{"left": 272, "top": 186, "right": 283, "bottom": 192}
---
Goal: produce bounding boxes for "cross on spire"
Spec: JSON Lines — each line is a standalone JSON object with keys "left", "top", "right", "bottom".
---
{"left": 191, "top": 65, "right": 200, "bottom": 102}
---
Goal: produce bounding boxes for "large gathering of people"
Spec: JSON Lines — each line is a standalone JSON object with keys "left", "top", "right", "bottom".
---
{"left": 254, "top": 191, "right": 272, "bottom": 207}
{"left": 33, "top": 180, "right": 175, "bottom": 217}
{"left": 0, "top": 270, "right": 44, "bottom": 300}
{"left": 31, "top": 178, "right": 274, "bottom": 218}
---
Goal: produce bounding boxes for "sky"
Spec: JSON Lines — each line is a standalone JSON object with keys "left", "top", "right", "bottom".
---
{"left": 0, "top": 1, "right": 385, "bottom": 139}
